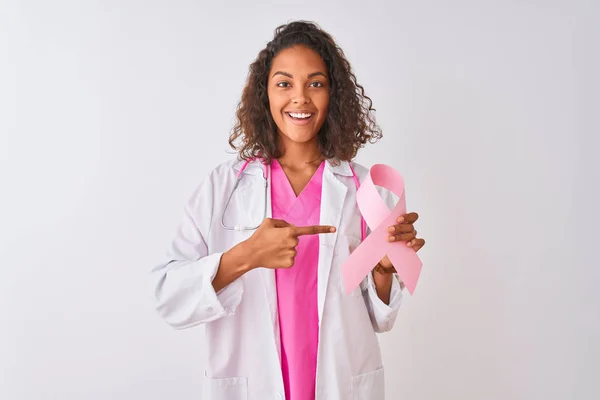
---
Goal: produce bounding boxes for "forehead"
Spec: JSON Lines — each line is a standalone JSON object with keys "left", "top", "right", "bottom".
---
{"left": 269, "top": 45, "right": 327, "bottom": 76}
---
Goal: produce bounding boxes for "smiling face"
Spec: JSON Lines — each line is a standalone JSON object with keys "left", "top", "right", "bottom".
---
{"left": 267, "top": 45, "right": 330, "bottom": 149}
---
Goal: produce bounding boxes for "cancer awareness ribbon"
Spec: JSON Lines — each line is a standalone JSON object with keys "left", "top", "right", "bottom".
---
{"left": 341, "top": 164, "right": 423, "bottom": 295}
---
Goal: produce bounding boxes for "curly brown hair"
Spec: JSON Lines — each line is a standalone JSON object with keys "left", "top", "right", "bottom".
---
{"left": 228, "top": 21, "right": 382, "bottom": 164}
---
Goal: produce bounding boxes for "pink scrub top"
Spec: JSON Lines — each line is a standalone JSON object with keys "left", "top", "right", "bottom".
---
{"left": 271, "top": 159, "right": 325, "bottom": 400}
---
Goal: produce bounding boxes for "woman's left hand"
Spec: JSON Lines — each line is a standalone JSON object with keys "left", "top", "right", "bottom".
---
{"left": 376, "top": 212, "right": 425, "bottom": 273}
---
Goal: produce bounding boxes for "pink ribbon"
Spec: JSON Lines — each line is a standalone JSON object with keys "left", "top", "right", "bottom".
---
{"left": 342, "top": 164, "right": 423, "bottom": 295}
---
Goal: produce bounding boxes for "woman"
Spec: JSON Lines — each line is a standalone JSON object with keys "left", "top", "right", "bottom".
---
{"left": 152, "top": 20, "right": 425, "bottom": 400}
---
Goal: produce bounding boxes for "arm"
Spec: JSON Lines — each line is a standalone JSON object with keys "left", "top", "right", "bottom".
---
{"left": 372, "top": 265, "right": 394, "bottom": 304}
{"left": 212, "top": 241, "right": 254, "bottom": 292}
{"left": 363, "top": 270, "right": 403, "bottom": 333}
{"left": 151, "top": 177, "right": 248, "bottom": 329}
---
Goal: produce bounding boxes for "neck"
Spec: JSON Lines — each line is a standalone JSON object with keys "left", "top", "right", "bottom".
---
{"left": 276, "top": 136, "right": 324, "bottom": 170}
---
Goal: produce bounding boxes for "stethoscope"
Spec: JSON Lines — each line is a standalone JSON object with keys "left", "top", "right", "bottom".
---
{"left": 221, "top": 159, "right": 367, "bottom": 241}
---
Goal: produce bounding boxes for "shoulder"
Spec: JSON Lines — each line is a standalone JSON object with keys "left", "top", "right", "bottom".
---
{"left": 198, "top": 157, "right": 266, "bottom": 190}
{"left": 187, "top": 158, "right": 241, "bottom": 202}
{"left": 206, "top": 158, "right": 243, "bottom": 179}
{"left": 198, "top": 158, "right": 253, "bottom": 189}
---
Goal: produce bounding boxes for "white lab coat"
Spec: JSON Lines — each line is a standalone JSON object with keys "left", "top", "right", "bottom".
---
{"left": 152, "top": 158, "right": 403, "bottom": 400}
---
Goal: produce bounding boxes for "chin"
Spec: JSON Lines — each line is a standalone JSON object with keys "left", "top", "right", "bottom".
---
{"left": 286, "top": 133, "right": 319, "bottom": 144}
{"left": 280, "top": 128, "right": 319, "bottom": 144}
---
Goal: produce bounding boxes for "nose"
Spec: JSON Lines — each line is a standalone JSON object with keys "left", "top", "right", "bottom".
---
{"left": 291, "top": 86, "right": 310, "bottom": 105}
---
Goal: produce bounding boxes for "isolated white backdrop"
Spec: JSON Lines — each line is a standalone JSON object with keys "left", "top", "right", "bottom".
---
{"left": 1, "top": 0, "right": 598, "bottom": 399}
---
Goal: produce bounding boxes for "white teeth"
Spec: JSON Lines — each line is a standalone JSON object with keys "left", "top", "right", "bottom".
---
{"left": 288, "top": 112, "right": 312, "bottom": 119}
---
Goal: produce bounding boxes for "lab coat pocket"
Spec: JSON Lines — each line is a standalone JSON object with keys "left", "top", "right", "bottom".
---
{"left": 203, "top": 373, "right": 248, "bottom": 400}
{"left": 352, "top": 367, "right": 385, "bottom": 400}
{"left": 336, "top": 235, "right": 368, "bottom": 297}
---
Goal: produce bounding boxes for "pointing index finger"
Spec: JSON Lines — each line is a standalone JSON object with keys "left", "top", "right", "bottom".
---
{"left": 294, "top": 225, "right": 337, "bottom": 236}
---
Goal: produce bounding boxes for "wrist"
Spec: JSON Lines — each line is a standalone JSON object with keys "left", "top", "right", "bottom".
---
{"left": 372, "top": 268, "right": 393, "bottom": 295}
{"left": 226, "top": 240, "right": 258, "bottom": 273}
{"left": 374, "top": 262, "right": 396, "bottom": 276}
{"left": 241, "top": 238, "right": 262, "bottom": 271}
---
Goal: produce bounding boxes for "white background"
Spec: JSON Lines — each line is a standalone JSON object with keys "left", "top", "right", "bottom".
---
{"left": 1, "top": 0, "right": 598, "bottom": 399}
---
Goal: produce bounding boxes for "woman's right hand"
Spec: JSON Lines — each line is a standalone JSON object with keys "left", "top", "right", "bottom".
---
{"left": 213, "top": 219, "right": 335, "bottom": 292}
{"left": 246, "top": 218, "right": 336, "bottom": 269}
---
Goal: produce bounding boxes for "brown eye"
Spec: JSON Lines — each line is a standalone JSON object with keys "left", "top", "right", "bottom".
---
{"left": 310, "top": 81, "right": 324, "bottom": 88}
{"left": 277, "top": 82, "right": 290, "bottom": 88}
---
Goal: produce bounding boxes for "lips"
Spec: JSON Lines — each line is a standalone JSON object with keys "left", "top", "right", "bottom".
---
{"left": 285, "top": 111, "right": 315, "bottom": 126}
{"left": 286, "top": 112, "right": 314, "bottom": 119}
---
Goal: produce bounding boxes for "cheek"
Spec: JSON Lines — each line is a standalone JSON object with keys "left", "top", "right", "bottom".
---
{"left": 316, "top": 93, "right": 330, "bottom": 113}
{"left": 267, "top": 92, "right": 285, "bottom": 117}
{"left": 317, "top": 97, "right": 329, "bottom": 121}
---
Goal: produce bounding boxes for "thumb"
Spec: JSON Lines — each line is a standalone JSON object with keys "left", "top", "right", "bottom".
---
{"left": 268, "top": 218, "right": 291, "bottom": 229}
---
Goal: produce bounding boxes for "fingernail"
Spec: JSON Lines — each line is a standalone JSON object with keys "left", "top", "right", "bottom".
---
{"left": 330, "top": 227, "right": 336, "bottom": 232}
{"left": 397, "top": 216, "right": 404, "bottom": 223}
{"left": 388, "top": 226, "right": 395, "bottom": 233}
{"left": 406, "top": 241, "right": 412, "bottom": 247}
{"left": 389, "top": 236, "right": 395, "bottom": 242}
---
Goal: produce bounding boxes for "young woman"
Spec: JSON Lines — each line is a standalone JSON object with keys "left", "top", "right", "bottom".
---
{"left": 152, "top": 20, "right": 425, "bottom": 400}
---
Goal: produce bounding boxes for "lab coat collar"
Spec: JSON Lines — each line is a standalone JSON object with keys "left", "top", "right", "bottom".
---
{"left": 325, "top": 159, "right": 354, "bottom": 177}
{"left": 232, "top": 158, "right": 267, "bottom": 176}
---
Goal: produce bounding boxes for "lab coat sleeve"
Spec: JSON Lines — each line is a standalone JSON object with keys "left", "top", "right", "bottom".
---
{"left": 151, "top": 176, "right": 244, "bottom": 329}
{"left": 362, "top": 187, "right": 404, "bottom": 333}
{"left": 363, "top": 272, "right": 403, "bottom": 333}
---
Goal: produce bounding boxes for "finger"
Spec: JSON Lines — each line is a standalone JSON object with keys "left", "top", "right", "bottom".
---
{"left": 388, "top": 230, "right": 417, "bottom": 242}
{"left": 405, "top": 233, "right": 420, "bottom": 245}
{"left": 405, "top": 233, "right": 419, "bottom": 246}
{"left": 294, "top": 225, "right": 337, "bottom": 236}
{"left": 269, "top": 218, "right": 291, "bottom": 228}
{"left": 286, "top": 237, "right": 299, "bottom": 248}
{"left": 397, "top": 212, "right": 419, "bottom": 224}
{"left": 388, "top": 223, "right": 414, "bottom": 233}
{"left": 408, "top": 238, "right": 425, "bottom": 250}
{"left": 280, "top": 258, "right": 295, "bottom": 268}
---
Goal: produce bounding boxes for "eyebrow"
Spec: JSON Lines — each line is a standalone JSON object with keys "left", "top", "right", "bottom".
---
{"left": 272, "top": 71, "right": 328, "bottom": 79}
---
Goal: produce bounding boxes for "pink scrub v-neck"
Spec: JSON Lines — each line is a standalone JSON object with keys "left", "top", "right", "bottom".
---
{"left": 271, "top": 159, "right": 325, "bottom": 400}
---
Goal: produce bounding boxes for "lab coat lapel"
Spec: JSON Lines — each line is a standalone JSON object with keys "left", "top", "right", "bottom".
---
{"left": 318, "top": 161, "right": 348, "bottom": 325}
{"left": 255, "top": 161, "right": 282, "bottom": 361}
